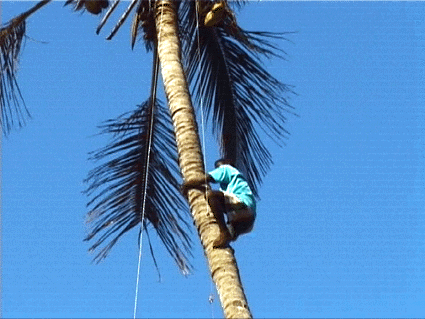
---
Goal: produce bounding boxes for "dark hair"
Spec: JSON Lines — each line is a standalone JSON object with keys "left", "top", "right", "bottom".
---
{"left": 214, "top": 158, "right": 234, "bottom": 168}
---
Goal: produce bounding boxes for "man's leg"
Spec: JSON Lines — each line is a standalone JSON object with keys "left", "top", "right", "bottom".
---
{"left": 206, "top": 190, "right": 232, "bottom": 247}
{"left": 222, "top": 193, "right": 255, "bottom": 240}
{"left": 227, "top": 209, "right": 255, "bottom": 240}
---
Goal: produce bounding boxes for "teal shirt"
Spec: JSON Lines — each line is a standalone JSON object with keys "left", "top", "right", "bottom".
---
{"left": 208, "top": 164, "right": 256, "bottom": 213}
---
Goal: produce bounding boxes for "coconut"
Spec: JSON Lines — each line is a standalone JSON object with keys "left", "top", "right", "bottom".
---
{"left": 85, "top": 0, "right": 108, "bottom": 15}
{"left": 204, "top": 2, "right": 226, "bottom": 27}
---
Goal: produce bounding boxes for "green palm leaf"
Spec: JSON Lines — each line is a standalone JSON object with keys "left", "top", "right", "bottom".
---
{"left": 83, "top": 99, "right": 193, "bottom": 274}
{"left": 181, "top": 1, "right": 295, "bottom": 196}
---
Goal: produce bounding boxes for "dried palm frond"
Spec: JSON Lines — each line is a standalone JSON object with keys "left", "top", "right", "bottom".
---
{"left": 131, "top": 0, "right": 156, "bottom": 50}
{"left": 105, "top": 0, "right": 138, "bottom": 40}
{"left": 69, "top": 0, "right": 157, "bottom": 51}
{"left": 0, "top": 0, "right": 52, "bottom": 135}
{"left": 96, "top": 0, "right": 120, "bottom": 34}
{"left": 181, "top": 1, "right": 296, "bottom": 196}
{"left": 104, "top": 0, "right": 156, "bottom": 51}
{"left": 90, "top": 0, "right": 154, "bottom": 49}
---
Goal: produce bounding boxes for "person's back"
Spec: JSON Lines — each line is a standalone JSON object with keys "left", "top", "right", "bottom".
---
{"left": 208, "top": 164, "right": 256, "bottom": 214}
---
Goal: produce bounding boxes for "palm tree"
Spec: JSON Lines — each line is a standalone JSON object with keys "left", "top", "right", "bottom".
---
{"left": 153, "top": 2, "right": 252, "bottom": 316}
{"left": 1, "top": 1, "right": 294, "bottom": 317}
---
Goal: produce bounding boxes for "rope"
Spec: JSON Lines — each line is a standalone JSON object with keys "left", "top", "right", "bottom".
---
{"left": 133, "top": 3, "right": 163, "bottom": 318}
{"left": 133, "top": 2, "right": 212, "bottom": 317}
{"left": 195, "top": 2, "right": 208, "bottom": 167}
{"left": 194, "top": 3, "right": 215, "bottom": 317}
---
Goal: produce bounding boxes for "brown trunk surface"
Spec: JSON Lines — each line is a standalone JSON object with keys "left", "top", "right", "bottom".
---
{"left": 154, "top": 1, "right": 252, "bottom": 318}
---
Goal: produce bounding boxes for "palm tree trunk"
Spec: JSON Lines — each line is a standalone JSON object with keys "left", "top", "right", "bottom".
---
{"left": 154, "top": 1, "right": 252, "bottom": 318}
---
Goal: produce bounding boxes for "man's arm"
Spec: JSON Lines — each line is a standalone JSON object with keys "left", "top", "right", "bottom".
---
{"left": 181, "top": 173, "right": 215, "bottom": 197}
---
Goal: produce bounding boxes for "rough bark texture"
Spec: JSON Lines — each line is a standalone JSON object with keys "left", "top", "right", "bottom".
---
{"left": 154, "top": 1, "right": 252, "bottom": 318}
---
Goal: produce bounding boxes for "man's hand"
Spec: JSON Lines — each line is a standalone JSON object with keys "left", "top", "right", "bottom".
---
{"left": 181, "top": 173, "right": 212, "bottom": 197}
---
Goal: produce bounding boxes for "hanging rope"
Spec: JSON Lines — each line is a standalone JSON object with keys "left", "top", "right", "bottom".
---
{"left": 133, "top": 4, "right": 163, "bottom": 319}
{"left": 133, "top": 2, "right": 213, "bottom": 317}
{"left": 194, "top": 3, "right": 215, "bottom": 317}
{"left": 194, "top": 2, "right": 208, "bottom": 167}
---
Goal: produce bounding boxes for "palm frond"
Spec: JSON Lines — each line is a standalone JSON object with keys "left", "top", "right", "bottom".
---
{"left": 130, "top": 0, "right": 156, "bottom": 50}
{"left": 83, "top": 99, "right": 193, "bottom": 274}
{"left": 105, "top": 0, "right": 138, "bottom": 40}
{"left": 0, "top": 0, "right": 52, "bottom": 135}
{"left": 1, "top": 17, "right": 28, "bottom": 135}
{"left": 64, "top": 0, "right": 84, "bottom": 11}
{"left": 96, "top": 0, "right": 120, "bottom": 34}
{"left": 181, "top": 1, "right": 295, "bottom": 196}
{"left": 86, "top": 0, "right": 156, "bottom": 50}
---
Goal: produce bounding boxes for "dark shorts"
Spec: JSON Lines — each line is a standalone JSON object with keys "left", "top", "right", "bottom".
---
{"left": 223, "top": 192, "right": 255, "bottom": 236}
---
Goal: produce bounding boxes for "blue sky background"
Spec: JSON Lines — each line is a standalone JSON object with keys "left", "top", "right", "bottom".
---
{"left": 2, "top": 1, "right": 424, "bottom": 318}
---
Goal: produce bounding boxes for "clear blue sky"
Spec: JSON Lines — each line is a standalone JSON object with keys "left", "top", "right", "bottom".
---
{"left": 2, "top": 1, "right": 424, "bottom": 318}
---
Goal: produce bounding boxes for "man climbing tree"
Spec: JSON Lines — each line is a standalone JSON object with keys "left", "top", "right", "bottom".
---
{"left": 182, "top": 158, "right": 256, "bottom": 247}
